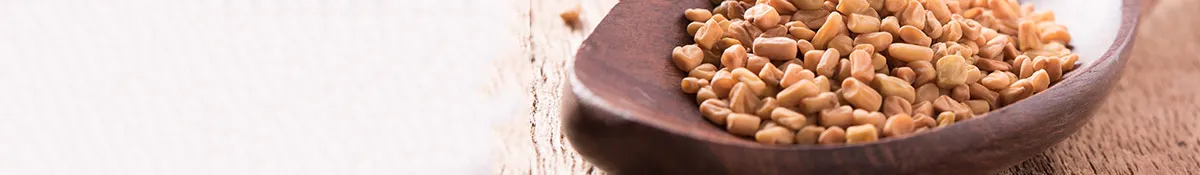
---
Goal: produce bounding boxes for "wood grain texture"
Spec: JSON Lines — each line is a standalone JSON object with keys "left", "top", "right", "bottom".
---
{"left": 514, "top": 0, "right": 1200, "bottom": 174}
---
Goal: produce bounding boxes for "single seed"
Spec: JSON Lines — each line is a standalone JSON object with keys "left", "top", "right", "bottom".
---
{"left": 696, "top": 87, "right": 717, "bottom": 104}
{"left": 685, "top": 8, "right": 714, "bottom": 22}
{"left": 727, "top": 113, "right": 763, "bottom": 136}
{"left": 883, "top": 114, "right": 915, "bottom": 137}
{"left": 700, "top": 99, "right": 733, "bottom": 125}
{"left": 729, "top": 82, "right": 761, "bottom": 113}
{"left": 793, "top": 9, "right": 831, "bottom": 30}
{"left": 915, "top": 83, "right": 940, "bottom": 104}
{"left": 909, "top": 61, "right": 937, "bottom": 85}
{"left": 935, "top": 55, "right": 969, "bottom": 88}
{"left": 695, "top": 19, "right": 726, "bottom": 50}
{"left": 969, "top": 83, "right": 1000, "bottom": 106}
{"left": 753, "top": 37, "right": 800, "bottom": 60}
{"left": 755, "top": 127, "right": 796, "bottom": 144}
{"left": 899, "top": 0, "right": 926, "bottom": 29}
{"left": 756, "top": 97, "right": 780, "bottom": 117}
{"left": 872, "top": 74, "right": 917, "bottom": 102}
{"left": 847, "top": 13, "right": 882, "bottom": 34}
{"left": 796, "top": 40, "right": 816, "bottom": 55}
{"left": 829, "top": 35, "right": 856, "bottom": 57}
{"left": 745, "top": 4, "right": 782, "bottom": 30}
{"left": 792, "top": 0, "right": 825, "bottom": 10}
{"left": 780, "top": 65, "right": 816, "bottom": 88}
{"left": 722, "top": 44, "right": 748, "bottom": 69}
{"left": 772, "top": 108, "right": 809, "bottom": 129}
{"left": 852, "top": 109, "right": 888, "bottom": 130}
{"left": 777, "top": 79, "right": 820, "bottom": 107}
{"left": 813, "top": 12, "right": 845, "bottom": 49}
{"left": 800, "top": 92, "right": 840, "bottom": 113}
{"left": 816, "top": 48, "right": 841, "bottom": 77}
{"left": 966, "top": 100, "right": 990, "bottom": 114}
{"left": 845, "top": 124, "right": 880, "bottom": 144}
{"left": 883, "top": 96, "right": 913, "bottom": 116}
{"left": 795, "top": 126, "right": 825, "bottom": 144}
{"left": 759, "top": 62, "right": 785, "bottom": 86}
{"left": 687, "top": 22, "right": 705, "bottom": 36}
{"left": 892, "top": 67, "right": 916, "bottom": 84}
{"left": 818, "top": 126, "right": 847, "bottom": 144}
{"left": 820, "top": 105, "right": 855, "bottom": 127}
{"left": 802, "top": 50, "right": 825, "bottom": 70}
{"left": 747, "top": 54, "right": 770, "bottom": 73}
{"left": 952, "top": 84, "right": 970, "bottom": 102}
{"left": 837, "top": 0, "right": 870, "bottom": 15}
{"left": 889, "top": 43, "right": 935, "bottom": 62}
{"left": 881, "top": 16, "right": 902, "bottom": 36}
{"left": 854, "top": 32, "right": 894, "bottom": 52}
{"left": 913, "top": 101, "right": 934, "bottom": 117}
{"left": 850, "top": 50, "right": 877, "bottom": 82}
{"left": 899, "top": 25, "right": 933, "bottom": 47}
{"left": 1030, "top": 69, "right": 1050, "bottom": 93}
{"left": 936, "top": 111, "right": 955, "bottom": 127}
{"left": 841, "top": 78, "right": 883, "bottom": 111}
{"left": 682, "top": 77, "right": 705, "bottom": 93}
{"left": 873, "top": 53, "right": 889, "bottom": 72}
{"left": 913, "top": 113, "right": 936, "bottom": 128}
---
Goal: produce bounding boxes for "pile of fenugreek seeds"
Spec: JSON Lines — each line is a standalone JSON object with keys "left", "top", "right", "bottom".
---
{"left": 673, "top": 0, "right": 1077, "bottom": 145}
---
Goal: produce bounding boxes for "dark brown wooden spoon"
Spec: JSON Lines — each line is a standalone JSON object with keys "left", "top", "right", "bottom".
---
{"left": 562, "top": 0, "right": 1142, "bottom": 174}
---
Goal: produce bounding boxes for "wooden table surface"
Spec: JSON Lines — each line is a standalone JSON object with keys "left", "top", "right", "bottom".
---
{"left": 502, "top": 0, "right": 1200, "bottom": 174}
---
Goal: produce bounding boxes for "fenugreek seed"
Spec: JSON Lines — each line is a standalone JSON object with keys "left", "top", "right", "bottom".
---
{"left": 915, "top": 83, "right": 940, "bottom": 104}
{"left": 753, "top": 37, "right": 799, "bottom": 60}
{"left": 813, "top": 75, "right": 832, "bottom": 92}
{"left": 732, "top": 68, "right": 769, "bottom": 96}
{"left": 780, "top": 65, "right": 816, "bottom": 88}
{"left": 714, "top": 1, "right": 746, "bottom": 19}
{"left": 837, "top": 0, "right": 870, "bottom": 14}
{"left": 1041, "top": 27, "right": 1071, "bottom": 45}
{"left": 777, "top": 79, "right": 820, "bottom": 107}
{"left": 762, "top": 0, "right": 799, "bottom": 14}
{"left": 793, "top": 9, "right": 831, "bottom": 30}
{"left": 881, "top": 16, "right": 902, "bottom": 36}
{"left": 935, "top": 55, "right": 969, "bottom": 88}
{"left": 873, "top": 53, "right": 889, "bottom": 72}
{"left": 796, "top": 40, "right": 816, "bottom": 54}
{"left": 687, "top": 22, "right": 705, "bottom": 36}
{"left": 820, "top": 105, "right": 855, "bottom": 127}
{"left": 966, "top": 100, "right": 990, "bottom": 114}
{"left": 818, "top": 126, "right": 847, "bottom": 144}
{"left": 889, "top": 43, "right": 935, "bottom": 62}
{"left": 696, "top": 86, "right": 717, "bottom": 104}
{"left": 835, "top": 59, "right": 853, "bottom": 82}
{"left": 913, "top": 101, "right": 934, "bottom": 117}
{"left": 847, "top": 13, "right": 881, "bottom": 34}
{"left": 923, "top": 12, "right": 945, "bottom": 40}
{"left": 745, "top": 4, "right": 782, "bottom": 30}
{"left": 711, "top": 70, "right": 736, "bottom": 98}
{"left": 812, "top": 12, "right": 845, "bottom": 49}
{"left": 969, "top": 83, "right": 999, "bottom": 106}
{"left": 1018, "top": 57, "right": 1035, "bottom": 79}
{"left": 792, "top": 0, "right": 825, "bottom": 10}
{"left": 787, "top": 26, "right": 816, "bottom": 41}
{"left": 933, "top": 95, "right": 971, "bottom": 117}
{"left": 850, "top": 50, "right": 876, "bottom": 82}
{"left": 747, "top": 54, "right": 770, "bottom": 73}
{"left": 830, "top": 35, "right": 855, "bottom": 57}
{"left": 845, "top": 124, "right": 879, "bottom": 144}
{"left": 761, "top": 25, "right": 789, "bottom": 38}
{"left": 727, "top": 113, "right": 762, "bottom": 136}
{"left": 924, "top": 0, "right": 951, "bottom": 23}
{"left": 690, "top": 63, "right": 718, "bottom": 80}
{"left": 999, "top": 86, "right": 1029, "bottom": 106}
{"left": 898, "top": 26, "right": 933, "bottom": 47}
{"left": 1046, "top": 56, "right": 1063, "bottom": 81}
{"left": 912, "top": 113, "right": 936, "bottom": 128}
{"left": 892, "top": 67, "right": 916, "bottom": 84}
{"left": 1030, "top": 69, "right": 1050, "bottom": 93}
{"left": 899, "top": 0, "right": 926, "bottom": 30}
{"left": 729, "top": 82, "right": 762, "bottom": 114}
{"left": 1061, "top": 53, "right": 1078, "bottom": 71}
{"left": 681, "top": 77, "right": 706, "bottom": 93}
{"left": 685, "top": 8, "right": 714, "bottom": 22}
{"left": 700, "top": 99, "right": 733, "bottom": 125}
{"left": 755, "top": 127, "right": 796, "bottom": 144}
{"left": 936, "top": 111, "right": 955, "bottom": 127}
{"left": 1017, "top": 20, "right": 1042, "bottom": 51}
{"left": 883, "top": 96, "right": 913, "bottom": 116}
{"left": 715, "top": 38, "right": 743, "bottom": 53}
{"left": 883, "top": 113, "right": 915, "bottom": 137}
{"left": 962, "top": 19, "right": 983, "bottom": 40}
{"left": 673, "top": 44, "right": 705, "bottom": 71}
{"left": 800, "top": 92, "right": 839, "bottom": 113}
{"left": 802, "top": 50, "right": 825, "bottom": 70}
{"left": 841, "top": 78, "right": 883, "bottom": 111}
{"left": 853, "top": 109, "right": 888, "bottom": 130}
{"left": 940, "top": 20, "right": 963, "bottom": 42}
{"left": 816, "top": 48, "right": 841, "bottom": 77}
{"left": 771, "top": 108, "right": 807, "bottom": 128}
{"left": 721, "top": 45, "right": 748, "bottom": 69}
{"left": 884, "top": 0, "right": 907, "bottom": 13}
{"left": 872, "top": 74, "right": 917, "bottom": 102}
{"left": 695, "top": 19, "right": 726, "bottom": 50}
{"left": 759, "top": 62, "right": 785, "bottom": 86}
{"left": 952, "top": 84, "right": 970, "bottom": 102}
{"left": 976, "top": 58, "right": 1011, "bottom": 72}
{"left": 854, "top": 32, "right": 894, "bottom": 52}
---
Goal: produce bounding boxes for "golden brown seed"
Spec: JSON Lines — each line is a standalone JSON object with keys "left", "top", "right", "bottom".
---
{"left": 747, "top": 54, "right": 770, "bottom": 73}
{"left": 935, "top": 55, "right": 968, "bottom": 88}
{"left": 872, "top": 74, "right": 917, "bottom": 102}
{"left": 907, "top": 61, "right": 935, "bottom": 85}
{"left": 759, "top": 62, "right": 785, "bottom": 85}
{"left": 800, "top": 92, "right": 839, "bottom": 113}
{"left": 982, "top": 72, "right": 1012, "bottom": 91}
{"left": 792, "top": 0, "right": 825, "bottom": 10}
{"left": 700, "top": 99, "right": 733, "bottom": 125}
{"left": 1041, "top": 27, "right": 1071, "bottom": 44}
{"left": 1030, "top": 69, "right": 1050, "bottom": 93}
{"left": 854, "top": 32, "right": 894, "bottom": 51}
{"left": 753, "top": 37, "right": 799, "bottom": 60}
{"left": 715, "top": 38, "right": 743, "bottom": 53}
{"left": 976, "top": 58, "right": 1011, "bottom": 72}
{"left": 837, "top": 0, "right": 870, "bottom": 14}
{"left": 873, "top": 53, "right": 889, "bottom": 72}
{"left": 673, "top": 44, "right": 705, "bottom": 71}
{"left": 816, "top": 48, "right": 841, "bottom": 77}
{"left": 685, "top": 8, "right": 714, "bottom": 22}
{"left": 889, "top": 43, "right": 935, "bottom": 62}
{"left": 899, "top": 0, "right": 926, "bottom": 30}
{"left": 687, "top": 22, "right": 705, "bottom": 36}
{"left": 818, "top": 126, "right": 847, "bottom": 144}
{"left": 841, "top": 78, "right": 883, "bottom": 111}
{"left": 732, "top": 68, "right": 769, "bottom": 96}
{"left": 845, "top": 124, "right": 879, "bottom": 144}
{"left": 695, "top": 19, "right": 726, "bottom": 50}
{"left": 729, "top": 82, "right": 761, "bottom": 113}
{"left": 812, "top": 12, "right": 845, "bottom": 49}
{"left": 820, "top": 105, "right": 855, "bottom": 127}
{"left": 772, "top": 108, "right": 809, "bottom": 129}
{"left": 777, "top": 79, "right": 820, "bottom": 107}
{"left": 892, "top": 67, "right": 916, "bottom": 84}
{"left": 1060, "top": 54, "right": 1078, "bottom": 71}
{"left": 933, "top": 95, "right": 970, "bottom": 117}
{"left": 912, "top": 113, "right": 936, "bottom": 128}
{"left": 813, "top": 75, "right": 832, "bottom": 92}
{"left": 727, "top": 113, "right": 763, "bottom": 136}
{"left": 883, "top": 96, "right": 913, "bottom": 116}
{"left": 721, "top": 45, "right": 748, "bottom": 69}
{"left": 847, "top": 14, "right": 881, "bottom": 34}
{"left": 835, "top": 59, "right": 853, "bottom": 83}
{"left": 755, "top": 127, "right": 796, "bottom": 144}
{"left": 756, "top": 97, "right": 779, "bottom": 117}
{"left": 745, "top": 4, "right": 782, "bottom": 29}
{"left": 690, "top": 64, "right": 718, "bottom": 80}
{"left": 794, "top": 126, "right": 824, "bottom": 144}
{"left": 884, "top": 0, "right": 907, "bottom": 13}
{"left": 796, "top": 40, "right": 816, "bottom": 54}
{"left": 681, "top": 77, "right": 706, "bottom": 93}
{"left": 898, "top": 26, "right": 933, "bottom": 47}
{"left": 923, "top": 12, "right": 944, "bottom": 40}
{"left": 951, "top": 84, "right": 970, "bottom": 102}
{"left": 1018, "top": 57, "right": 1034, "bottom": 79}
{"left": 853, "top": 109, "right": 888, "bottom": 129}
{"left": 914, "top": 83, "right": 940, "bottom": 104}
{"left": 969, "top": 83, "right": 999, "bottom": 106}
{"left": 850, "top": 50, "right": 877, "bottom": 82}
{"left": 936, "top": 111, "right": 955, "bottom": 127}
{"left": 789, "top": 25, "right": 818, "bottom": 41}
{"left": 999, "top": 85, "right": 1029, "bottom": 106}
{"left": 830, "top": 35, "right": 855, "bottom": 57}
{"left": 913, "top": 101, "right": 934, "bottom": 117}
{"left": 883, "top": 114, "right": 915, "bottom": 137}
{"left": 761, "top": 0, "right": 799, "bottom": 14}
{"left": 1046, "top": 57, "right": 1063, "bottom": 81}
{"left": 1017, "top": 20, "right": 1042, "bottom": 51}
{"left": 714, "top": 1, "right": 746, "bottom": 19}
{"left": 881, "top": 16, "right": 902, "bottom": 36}
{"left": 802, "top": 50, "right": 825, "bottom": 70}
{"left": 924, "top": 0, "right": 951, "bottom": 23}
{"left": 966, "top": 100, "right": 990, "bottom": 114}
{"left": 940, "top": 20, "right": 963, "bottom": 42}
{"left": 793, "top": 9, "right": 831, "bottom": 30}
{"left": 780, "top": 65, "right": 816, "bottom": 88}
{"left": 761, "top": 25, "right": 789, "bottom": 38}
